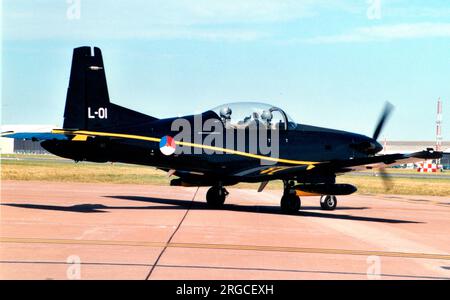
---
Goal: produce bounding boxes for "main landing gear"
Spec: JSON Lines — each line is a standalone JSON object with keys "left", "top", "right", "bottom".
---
{"left": 205, "top": 181, "right": 338, "bottom": 212}
{"left": 280, "top": 181, "right": 301, "bottom": 214}
{"left": 206, "top": 185, "right": 229, "bottom": 208}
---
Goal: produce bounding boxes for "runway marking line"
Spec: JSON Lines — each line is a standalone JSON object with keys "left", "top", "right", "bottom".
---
{"left": 145, "top": 186, "right": 199, "bottom": 280}
{"left": 368, "top": 196, "right": 450, "bottom": 208}
{"left": 1, "top": 236, "right": 449, "bottom": 261}
{"left": 1, "top": 260, "right": 448, "bottom": 280}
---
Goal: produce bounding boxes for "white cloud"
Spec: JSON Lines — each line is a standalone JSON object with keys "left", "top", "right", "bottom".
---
{"left": 106, "top": 28, "right": 270, "bottom": 42}
{"left": 306, "top": 23, "right": 450, "bottom": 44}
{"left": 170, "top": 0, "right": 317, "bottom": 24}
{"left": 381, "top": 1, "right": 450, "bottom": 19}
{"left": 2, "top": 0, "right": 355, "bottom": 41}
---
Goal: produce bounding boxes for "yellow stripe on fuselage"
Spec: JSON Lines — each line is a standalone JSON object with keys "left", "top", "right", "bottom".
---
{"left": 52, "top": 129, "right": 318, "bottom": 166}
{"left": 53, "top": 129, "right": 161, "bottom": 143}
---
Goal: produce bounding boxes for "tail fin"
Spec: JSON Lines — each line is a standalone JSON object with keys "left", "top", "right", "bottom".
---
{"left": 63, "top": 46, "right": 157, "bottom": 131}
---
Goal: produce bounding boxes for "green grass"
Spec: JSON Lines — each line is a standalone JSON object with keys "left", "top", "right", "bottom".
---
{"left": 1, "top": 154, "right": 449, "bottom": 196}
{"left": 1, "top": 159, "right": 169, "bottom": 185}
{"left": 336, "top": 175, "right": 450, "bottom": 196}
{"left": 1, "top": 153, "right": 64, "bottom": 160}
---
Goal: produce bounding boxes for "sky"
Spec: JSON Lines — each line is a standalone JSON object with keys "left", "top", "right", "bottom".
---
{"left": 1, "top": 0, "right": 449, "bottom": 141}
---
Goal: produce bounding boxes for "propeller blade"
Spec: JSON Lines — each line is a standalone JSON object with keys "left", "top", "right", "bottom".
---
{"left": 372, "top": 102, "right": 394, "bottom": 141}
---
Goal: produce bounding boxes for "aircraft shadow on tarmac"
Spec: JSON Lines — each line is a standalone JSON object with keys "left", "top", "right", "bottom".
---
{"left": 2, "top": 195, "right": 421, "bottom": 224}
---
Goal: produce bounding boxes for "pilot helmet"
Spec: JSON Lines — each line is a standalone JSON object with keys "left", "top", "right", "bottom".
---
{"left": 220, "top": 106, "right": 232, "bottom": 120}
{"left": 261, "top": 110, "right": 273, "bottom": 122}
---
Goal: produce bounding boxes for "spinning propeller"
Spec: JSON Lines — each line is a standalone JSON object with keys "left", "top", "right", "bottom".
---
{"left": 372, "top": 102, "right": 394, "bottom": 191}
{"left": 372, "top": 102, "right": 394, "bottom": 141}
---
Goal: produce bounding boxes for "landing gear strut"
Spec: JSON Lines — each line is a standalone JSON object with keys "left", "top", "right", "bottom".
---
{"left": 206, "top": 185, "right": 229, "bottom": 208}
{"left": 320, "top": 195, "right": 337, "bottom": 210}
{"left": 280, "top": 180, "right": 301, "bottom": 214}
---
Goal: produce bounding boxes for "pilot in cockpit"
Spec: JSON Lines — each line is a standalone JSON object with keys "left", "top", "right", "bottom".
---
{"left": 250, "top": 112, "right": 260, "bottom": 127}
{"left": 219, "top": 106, "right": 232, "bottom": 127}
{"left": 261, "top": 110, "right": 273, "bottom": 128}
{"left": 238, "top": 112, "right": 260, "bottom": 128}
{"left": 213, "top": 102, "right": 294, "bottom": 131}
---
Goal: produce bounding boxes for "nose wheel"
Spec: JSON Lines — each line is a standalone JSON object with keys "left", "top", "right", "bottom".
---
{"left": 206, "top": 186, "right": 228, "bottom": 208}
{"left": 320, "top": 195, "right": 337, "bottom": 210}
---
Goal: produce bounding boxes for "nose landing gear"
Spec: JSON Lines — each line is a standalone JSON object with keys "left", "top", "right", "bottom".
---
{"left": 320, "top": 195, "right": 337, "bottom": 210}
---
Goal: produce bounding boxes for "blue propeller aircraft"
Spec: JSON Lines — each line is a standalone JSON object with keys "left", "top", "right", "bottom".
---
{"left": 2, "top": 46, "right": 442, "bottom": 213}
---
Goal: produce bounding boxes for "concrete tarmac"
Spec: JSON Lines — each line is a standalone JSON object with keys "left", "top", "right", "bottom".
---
{"left": 1, "top": 180, "right": 449, "bottom": 279}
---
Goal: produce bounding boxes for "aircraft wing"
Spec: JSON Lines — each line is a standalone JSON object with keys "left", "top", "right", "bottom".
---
{"left": 314, "top": 149, "right": 442, "bottom": 173}
{"left": 231, "top": 164, "right": 314, "bottom": 182}
{"left": 231, "top": 149, "right": 442, "bottom": 182}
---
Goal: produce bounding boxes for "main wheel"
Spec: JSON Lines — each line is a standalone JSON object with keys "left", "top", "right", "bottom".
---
{"left": 280, "top": 193, "right": 301, "bottom": 213}
{"left": 206, "top": 186, "right": 228, "bottom": 208}
{"left": 320, "top": 195, "right": 337, "bottom": 210}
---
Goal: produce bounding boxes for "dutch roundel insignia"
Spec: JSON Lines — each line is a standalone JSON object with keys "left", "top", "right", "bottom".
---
{"left": 159, "top": 135, "right": 176, "bottom": 156}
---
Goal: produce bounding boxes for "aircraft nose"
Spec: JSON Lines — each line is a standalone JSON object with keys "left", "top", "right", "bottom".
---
{"left": 350, "top": 137, "right": 383, "bottom": 155}
{"left": 372, "top": 139, "right": 383, "bottom": 154}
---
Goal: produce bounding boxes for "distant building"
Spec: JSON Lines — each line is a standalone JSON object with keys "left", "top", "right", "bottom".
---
{"left": 383, "top": 141, "right": 450, "bottom": 170}
{"left": 0, "top": 137, "right": 14, "bottom": 154}
{"left": 442, "top": 149, "right": 450, "bottom": 170}
{"left": 0, "top": 137, "right": 50, "bottom": 154}
{"left": 382, "top": 141, "right": 450, "bottom": 154}
{"left": 14, "top": 139, "right": 50, "bottom": 154}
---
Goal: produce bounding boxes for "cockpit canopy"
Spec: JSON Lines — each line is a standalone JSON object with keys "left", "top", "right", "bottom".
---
{"left": 211, "top": 102, "right": 297, "bottom": 130}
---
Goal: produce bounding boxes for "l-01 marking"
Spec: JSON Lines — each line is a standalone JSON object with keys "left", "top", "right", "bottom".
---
{"left": 88, "top": 107, "right": 108, "bottom": 119}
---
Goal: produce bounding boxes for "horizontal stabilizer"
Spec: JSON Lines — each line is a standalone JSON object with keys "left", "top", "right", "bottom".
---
{"left": 1, "top": 132, "right": 68, "bottom": 141}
